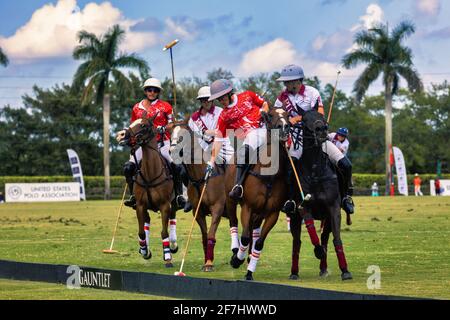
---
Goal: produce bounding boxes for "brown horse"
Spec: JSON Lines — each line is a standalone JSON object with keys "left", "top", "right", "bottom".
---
{"left": 227, "top": 108, "right": 290, "bottom": 280}
{"left": 119, "top": 114, "right": 179, "bottom": 268}
{"left": 289, "top": 110, "right": 352, "bottom": 281}
{"left": 170, "top": 123, "right": 228, "bottom": 271}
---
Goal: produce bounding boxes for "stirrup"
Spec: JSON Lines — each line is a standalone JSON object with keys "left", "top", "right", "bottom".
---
{"left": 342, "top": 196, "right": 354, "bottom": 215}
{"left": 282, "top": 200, "right": 296, "bottom": 214}
{"left": 229, "top": 184, "right": 243, "bottom": 200}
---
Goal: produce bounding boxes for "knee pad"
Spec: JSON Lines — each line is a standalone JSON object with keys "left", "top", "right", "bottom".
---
{"left": 123, "top": 161, "right": 137, "bottom": 176}
{"left": 240, "top": 236, "right": 250, "bottom": 247}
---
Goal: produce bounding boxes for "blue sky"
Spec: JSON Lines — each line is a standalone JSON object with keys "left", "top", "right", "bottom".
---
{"left": 1, "top": 0, "right": 450, "bottom": 108}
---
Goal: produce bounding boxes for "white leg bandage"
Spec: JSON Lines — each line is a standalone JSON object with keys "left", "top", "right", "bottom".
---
{"left": 247, "top": 248, "right": 261, "bottom": 273}
{"left": 237, "top": 243, "right": 249, "bottom": 261}
{"left": 252, "top": 228, "right": 261, "bottom": 253}
{"left": 144, "top": 222, "right": 150, "bottom": 247}
{"left": 169, "top": 219, "right": 177, "bottom": 243}
{"left": 230, "top": 227, "right": 239, "bottom": 251}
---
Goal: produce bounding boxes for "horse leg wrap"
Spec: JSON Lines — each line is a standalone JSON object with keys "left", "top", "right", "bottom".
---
{"left": 144, "top": 223, "right": 150, "bottom": 247}
{"left": 237, "top": 236, "right": 250, "bottom": 261}
{"left": 251, "top": 228, "right": 261, "bottom": 253}
{"left": 162, "top": 238, "right": 171, "bottom": 261}
{"left": 169, "top": 219, "right": 177, "bottom": 243}
{"left": 305, "top": 219, "right": 320, "bottom": 246}
{"left": 333, "top": 240, "right": 348, "bottom": 272}
{"left": 230, "top": 227, "right": 239, "bottom": 251}
{"left": 247, "top": 248, "right": 261, "bottom": 273}
{"left": 138, "top": 236, "right": 146, "bottom": 249}
{"left": 206, "top": 238, "right": 216, "bottom": 262}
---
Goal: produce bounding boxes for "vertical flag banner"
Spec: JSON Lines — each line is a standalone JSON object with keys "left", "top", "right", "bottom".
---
{"left": 393, "top": 146, "right": 408, "bottom": 196}
{"left": 67, "top": 149, "right": 86, "bottom": 200}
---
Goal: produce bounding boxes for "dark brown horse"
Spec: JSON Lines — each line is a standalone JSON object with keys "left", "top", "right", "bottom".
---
{"left": 119, "top": 115, "right": 179, "bottom": 267}
{"left": 289, "top": 110, "right": 352, "bottom": 281}
{"left": 169, "top": 123, "right": 228, "bottom": 271}
{"left": 227, "top": 108, "right": 290, "bottom": 280}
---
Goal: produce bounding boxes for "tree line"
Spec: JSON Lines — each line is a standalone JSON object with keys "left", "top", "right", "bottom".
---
{"left": 1, "top": 22, "right": 448, "bottom": 198}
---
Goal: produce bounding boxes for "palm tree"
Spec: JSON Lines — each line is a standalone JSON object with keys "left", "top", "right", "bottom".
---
{"left": 73, "top": 25, "right": 149, "bottom": 199}
{"left": 342, "top": 21, "right": 423, "bottom": 194}
{"left": 0, "top": 47, "right": 9, "bottom": 66}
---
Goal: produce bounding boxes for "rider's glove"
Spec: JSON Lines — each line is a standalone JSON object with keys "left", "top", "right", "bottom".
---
{"left": 156, "top": 125, "right": 166, "bottom": 134}
{"left": 205, "top": 161, "right": 214, "bottom": 177}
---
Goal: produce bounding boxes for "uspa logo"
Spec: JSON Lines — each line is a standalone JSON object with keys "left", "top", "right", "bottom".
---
{"left": 7, "top": 185, "right": 22, "bottom": 199}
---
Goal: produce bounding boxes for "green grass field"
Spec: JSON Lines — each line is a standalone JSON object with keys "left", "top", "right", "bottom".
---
{"left": 0, "top": 196, "right": 449, "bottom": 300}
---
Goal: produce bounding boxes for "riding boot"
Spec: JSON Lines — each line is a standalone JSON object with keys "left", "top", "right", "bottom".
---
{"left": 123, "top": 161, "right": 137, "bottom": 209}
{"left": 337, "top": 157, "right": 355, "bottom": 215}
{"left": 171, "top": 163, "right": 187, "bottom": 209}
{"left": 282, "top": 160, "right": 296, "bottom": 215}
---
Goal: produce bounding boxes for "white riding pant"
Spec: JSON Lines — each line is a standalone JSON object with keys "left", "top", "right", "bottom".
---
{"left": 243, "top": 128, "right": 267, "bottom": 150}
{"left": 130, "top": 140, "right": 173, "bottom": 164}
{"left": 289, "top": 140, "right": 344, "bottom": 165}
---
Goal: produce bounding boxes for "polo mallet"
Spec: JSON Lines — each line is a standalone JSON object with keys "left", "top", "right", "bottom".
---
{"left": 326, "top": 70, "right": 341, "bottom": 124}
{"left": 163, "top": 39, "right": 180, "bottom": 120}
{"left": 102, "top": 183, "right": 128, "bottom": 254}
{"left": 284, "top": 145, "right": 311, "bottom": 209}
{"left": 324, "top": 70, "right": 352, "bottom": 226}
{"left": 174, "top": 171, "right": 211, "bottom": 276}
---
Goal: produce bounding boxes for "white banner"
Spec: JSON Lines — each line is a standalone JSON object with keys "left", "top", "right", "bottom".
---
{"left": 393, "top": 146, "right": 408, "bottom": 196}
{"left": 5, "top": 183, "right": 80, "bottom": 202}
{"left": 67, "top": 149, "right": 86, "bottom": 200}
{"left": 430, "top": 180, "right": 450, "bottom": 196}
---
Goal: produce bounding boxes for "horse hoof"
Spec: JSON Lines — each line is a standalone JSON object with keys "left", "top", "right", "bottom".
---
{"left": 165, "top": 262, "right": 174, "bottom": 268}
{"left": 314, "top": 245, "right": 326, "bottom": 260}
{"left": 245, "top": 272, "right": 254, "bottom": 281}
{"left": 170, "top": 244, "right": 178, "bottom": 254}
{"left": 230, "top": 256, "right": 244, "bottom": 269}
{"left": 140, "top": 248, "right": 152, "bottom": 260}
{"left": 341, "top": 271, "right": 353, "bottom": 281}
{"left": 202, "top": 265, "right": 214, "bottom": 272}
{"left": 319, "top": 270, "right": 329, "bottom": 278}
{"left": 289, "top": 274, "right": 299, "bottom": 280}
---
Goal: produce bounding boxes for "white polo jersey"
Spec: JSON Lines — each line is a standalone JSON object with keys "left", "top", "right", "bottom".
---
{"left": 188, "top": 106, "right": 234, "bottom": 163}
{"left": 274, "top": 85, "right": 323, "bottom": 117}
{"left": 328, "top": 132, "right": 349, "bottom": 156}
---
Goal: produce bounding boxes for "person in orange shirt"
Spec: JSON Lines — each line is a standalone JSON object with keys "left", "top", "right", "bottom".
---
{"left": 414, "top": 173, "right": 423, "bottom": 196}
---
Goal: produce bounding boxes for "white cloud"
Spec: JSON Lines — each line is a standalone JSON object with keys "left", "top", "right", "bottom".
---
{"left": 309, "top": 4, "right": 384, "bottom": 62}
{"left": 237, "top": 37, "right": 355, "bottom": 79}
{"left": 415, "top": 0, "right": 441, "bottom": 17}
{"left": 238, "top": 38, "right": 297, "bottom": 76}
{"left": 351, "top": 3, "right": 384, "bottom": 32}
{"left": 164, "top": 17, "right": 199, "bottom": 41}
{"left": 0, "top": 0, "right": 159, "bottom": 62}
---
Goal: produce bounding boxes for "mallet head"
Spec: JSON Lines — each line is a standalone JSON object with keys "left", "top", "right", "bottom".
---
{"left": 163, "top": 39, "right": 179, "bottom": 51}
{"left": 174, "top": 271, "right": 186, "bottom": 277}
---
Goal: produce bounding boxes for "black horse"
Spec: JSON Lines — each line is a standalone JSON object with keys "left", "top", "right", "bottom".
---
{"left": 289, "top": 110, "right": 352, "bottom": 281}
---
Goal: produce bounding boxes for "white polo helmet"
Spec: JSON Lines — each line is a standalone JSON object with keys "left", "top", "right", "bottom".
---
{"left": 142, "top": 78, "right": 162, "bottom": 90}
{"left": 276, "top": 64, "right": 305, "bottom": 82}
{"left": 196, "top": 86, "right": 211, "bottom": 100}
{"left": 209, "top": 79, "right": 233, "bottom": 101}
